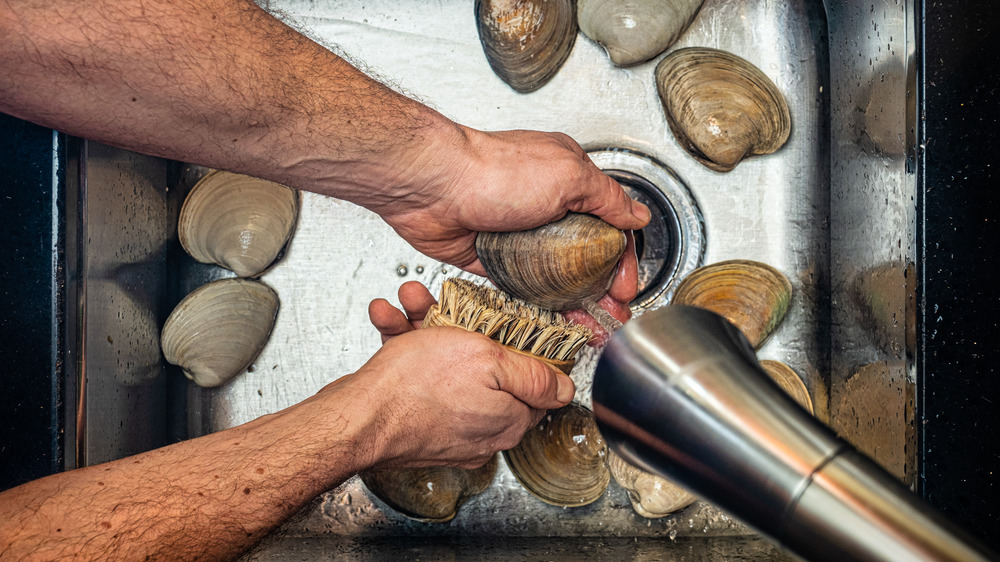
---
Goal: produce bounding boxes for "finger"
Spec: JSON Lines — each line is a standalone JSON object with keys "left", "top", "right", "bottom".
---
{"left": 486, "top": 400, "right": 544, "bottom": 453}
{"left": 368, "top": 298, "right": 415, "bottom": 343}
{"left": 550, "top": 131, "right": 587, "bottom": 158}
{"left": 571, "top": 170, "right": 651, "bottom": 231}
{"left": 398, "top": 281, "right": 437, "bottom": 325}
{"left": 492, "top": 348, "right": 575, "bottom": 409}
{"left": 459, "top": 257, "right": 488, "bottom": 277}
{"left": 607, "top": 230, "right": 639, "bottom": 303}
{"left": 455, "top": 454, "right": 503, "bottom": 470}
{"left": 527, "top": 406, "right": 547, "bottom": 428}
{"left": 488, "top": 405, "right": 548, "bottom": 456}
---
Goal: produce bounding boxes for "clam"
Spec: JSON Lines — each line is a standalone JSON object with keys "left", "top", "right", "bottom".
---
{"left": 655, "top": 47, "right": 791, "bottom": 172}
{"left": 503, "top": 403, "right": 610, "bottom": 507}
{"left": 672, "top": 260, "right": 792, "bottom": 348}
{"left": 161, "top": 277, "right": 279, "bottom": 387}
{"left": 759, "top": 360, "right": 814, "bottom": 415}
{"left": 179, "top": 170, "right": 300, "bottom": 278}
{"left": 578, "top": 0, "right": 704, "bottom": 66}
{"left": 360, "top": 456, "right": 498, "bottom": 523}
{"left": 606, "top": 450, "right": 696, "bottom": 518}
{"left": 476, "top": 213, "right": 627, "bottom": 312}
{"left": 475, "top": 0, "right": 577, "bottom": 93}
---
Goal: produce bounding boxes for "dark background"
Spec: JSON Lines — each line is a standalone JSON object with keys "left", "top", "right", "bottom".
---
{"left": 918, "top": 0, "right": 1000, "bottom": 548}
{"left": 0, "top": 116, "right": 66, "bottom": 489}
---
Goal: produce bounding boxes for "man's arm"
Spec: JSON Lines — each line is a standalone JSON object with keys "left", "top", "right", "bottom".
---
{"left": 0, "top": 326, "right": 572, "bottom": 560}
{"left": 0, "top": 0, "right": 649, "bottom": 273}
{"left": 0, "top": 0, "right": 438, "bottom": 200}
{"left": 0, "top": 397, "right": 371, "bottom": 560}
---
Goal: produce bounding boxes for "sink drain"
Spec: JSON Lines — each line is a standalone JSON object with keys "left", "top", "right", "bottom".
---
{"left": 588, "top": 149, "right": 705, "bottom": 309}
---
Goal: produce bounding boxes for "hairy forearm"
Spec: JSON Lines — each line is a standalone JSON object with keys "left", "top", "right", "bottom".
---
{"left": 0, "top": 0, "right": 462, "bottom": 208}
{"left": 0, "top": 389, "right": 381, "bottom": 560}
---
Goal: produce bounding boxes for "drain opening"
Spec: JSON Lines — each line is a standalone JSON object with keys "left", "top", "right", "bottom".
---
{"left": 606, "top": 170, "right": 681, "bottom": 305}
{"left": 588, "top": 149, "right": 705, "bottom": 310}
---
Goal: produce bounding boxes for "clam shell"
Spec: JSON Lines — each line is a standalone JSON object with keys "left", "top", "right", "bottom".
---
{"left": 179, "top": 170, "right": 300, "bottom": 278}
{"left": 161, "top": 278, "right": 279, "bottom": 387}
{"left": 476, "top": 213, "right": 627, "bottom": 311}
{"left": 655, "top": 47, "right": 791, "bottom": 172}
{"left": 672, "top": 259, "right": 792, "bottom": 348}
{"left": 361, "top": 456, "right": 498, "bottom": 523}
{"left": 578, "top": 0, "right": 704, "bottom": 66}
{"left": 475, "top": 0, "right": 577, "bottom": 93}
{"left": 503, "top": 403, "right": 610, "bottom": 507}
{"left": 759, "top": 360, "right": 814, "bottom": 415}
{"left": 606, "top": 451, "right": 696, "bottom": 518}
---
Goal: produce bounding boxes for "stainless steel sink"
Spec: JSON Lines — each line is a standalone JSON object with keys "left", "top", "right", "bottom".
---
{"left": 65, "top": 0, "right": 919, "bottom": 559}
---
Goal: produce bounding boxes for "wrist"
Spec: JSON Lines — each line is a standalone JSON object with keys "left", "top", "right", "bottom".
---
{"left": 342, "top": 112, "right": 474, "bottom": 217}
{"left": 286, "top": 374, "right": 393, "bottom": 477}
{"left": 270, "top": 84, "right": 472, "bottom": 214}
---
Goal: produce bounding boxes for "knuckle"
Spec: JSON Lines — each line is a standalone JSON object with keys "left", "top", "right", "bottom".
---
{"left": 497, "top": 427, "right": 527, "bottom": 451}
{"left": 478, "top": 339, "right": 509, "bottom": 370}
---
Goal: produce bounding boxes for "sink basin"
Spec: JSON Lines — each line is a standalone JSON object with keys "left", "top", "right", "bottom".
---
{"left": 52, "top": 0, "right": 926, "bottom": 558}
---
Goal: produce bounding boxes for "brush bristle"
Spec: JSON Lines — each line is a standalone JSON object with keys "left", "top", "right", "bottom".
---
{"left": 434, "top": 278, "right": 592, "bottom": 362}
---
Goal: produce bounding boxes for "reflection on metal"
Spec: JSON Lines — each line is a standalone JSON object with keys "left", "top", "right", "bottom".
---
{"left": 828, "top": 0, "right": 918, "bottom": 486}
{"left": 593, "top": 306, "right": 994, "bottom": 562}
{"left": 851, "top": 262, "right": 917, "bottom": 359}
{"left": 831, "top": 361, "right": 915, "bottom": 485}
{"left": 76, "top": 141, "right": 175, "bottom": 466}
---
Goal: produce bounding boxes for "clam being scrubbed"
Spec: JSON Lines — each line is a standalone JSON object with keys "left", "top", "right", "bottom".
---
{"left": 360, "top": 456, "right": 498, "bottom": 523}
{"left": 476, "top": 212, "right": 626, "bottom": 313}
{"left": 503, "top": 403, "right": 610, "bottom": 507}
{"left": 475, "top": 0, "right": 577, "bottom": 93}
{"left": 578, "top": 0, "right": 704, "bottom": 66}
{"left": 179, "top": 170, "right": 300, "bottom": 278}
{"left": 656, "top": 47, "right": 791, "bottom": 172}
{"left": 672, "top": 259, "right": 792, "bottom": 348}
{"left": 161, "top": 277, "right": 279, "bottom": 388}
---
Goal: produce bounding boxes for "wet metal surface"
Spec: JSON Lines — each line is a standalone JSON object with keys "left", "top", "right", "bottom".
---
{"left": 67, "top": 0, "right": 921, "bottom": 556}
{"left": 189, "top": 0, "right": 831, "bottom": 542}
{"left": 244, "top": 535, "right": 793, "bottom": 561}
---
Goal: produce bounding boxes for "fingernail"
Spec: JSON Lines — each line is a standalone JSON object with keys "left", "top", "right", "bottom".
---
{"left": 556, "top": 374, "right": 575, "bottom": 404}
{"left": 632, "top": 200, "right": 651, "bottom": 225}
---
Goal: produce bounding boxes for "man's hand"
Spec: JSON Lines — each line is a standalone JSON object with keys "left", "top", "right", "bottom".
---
{"left": 360, "top": 281, "right": 576, "bottom": 469}
{"left": 373, "top": 129, "right": 649, "bottom": 275}
{"left": 365, "top": 128, "right": 646, "bottom": 334}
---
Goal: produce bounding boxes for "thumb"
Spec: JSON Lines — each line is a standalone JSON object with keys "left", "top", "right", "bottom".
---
{"left": 493, "top": 348, "right": 576, "bottom": 409}
{"left": 571, "top": 168, "right": 651, "bottom": 232}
